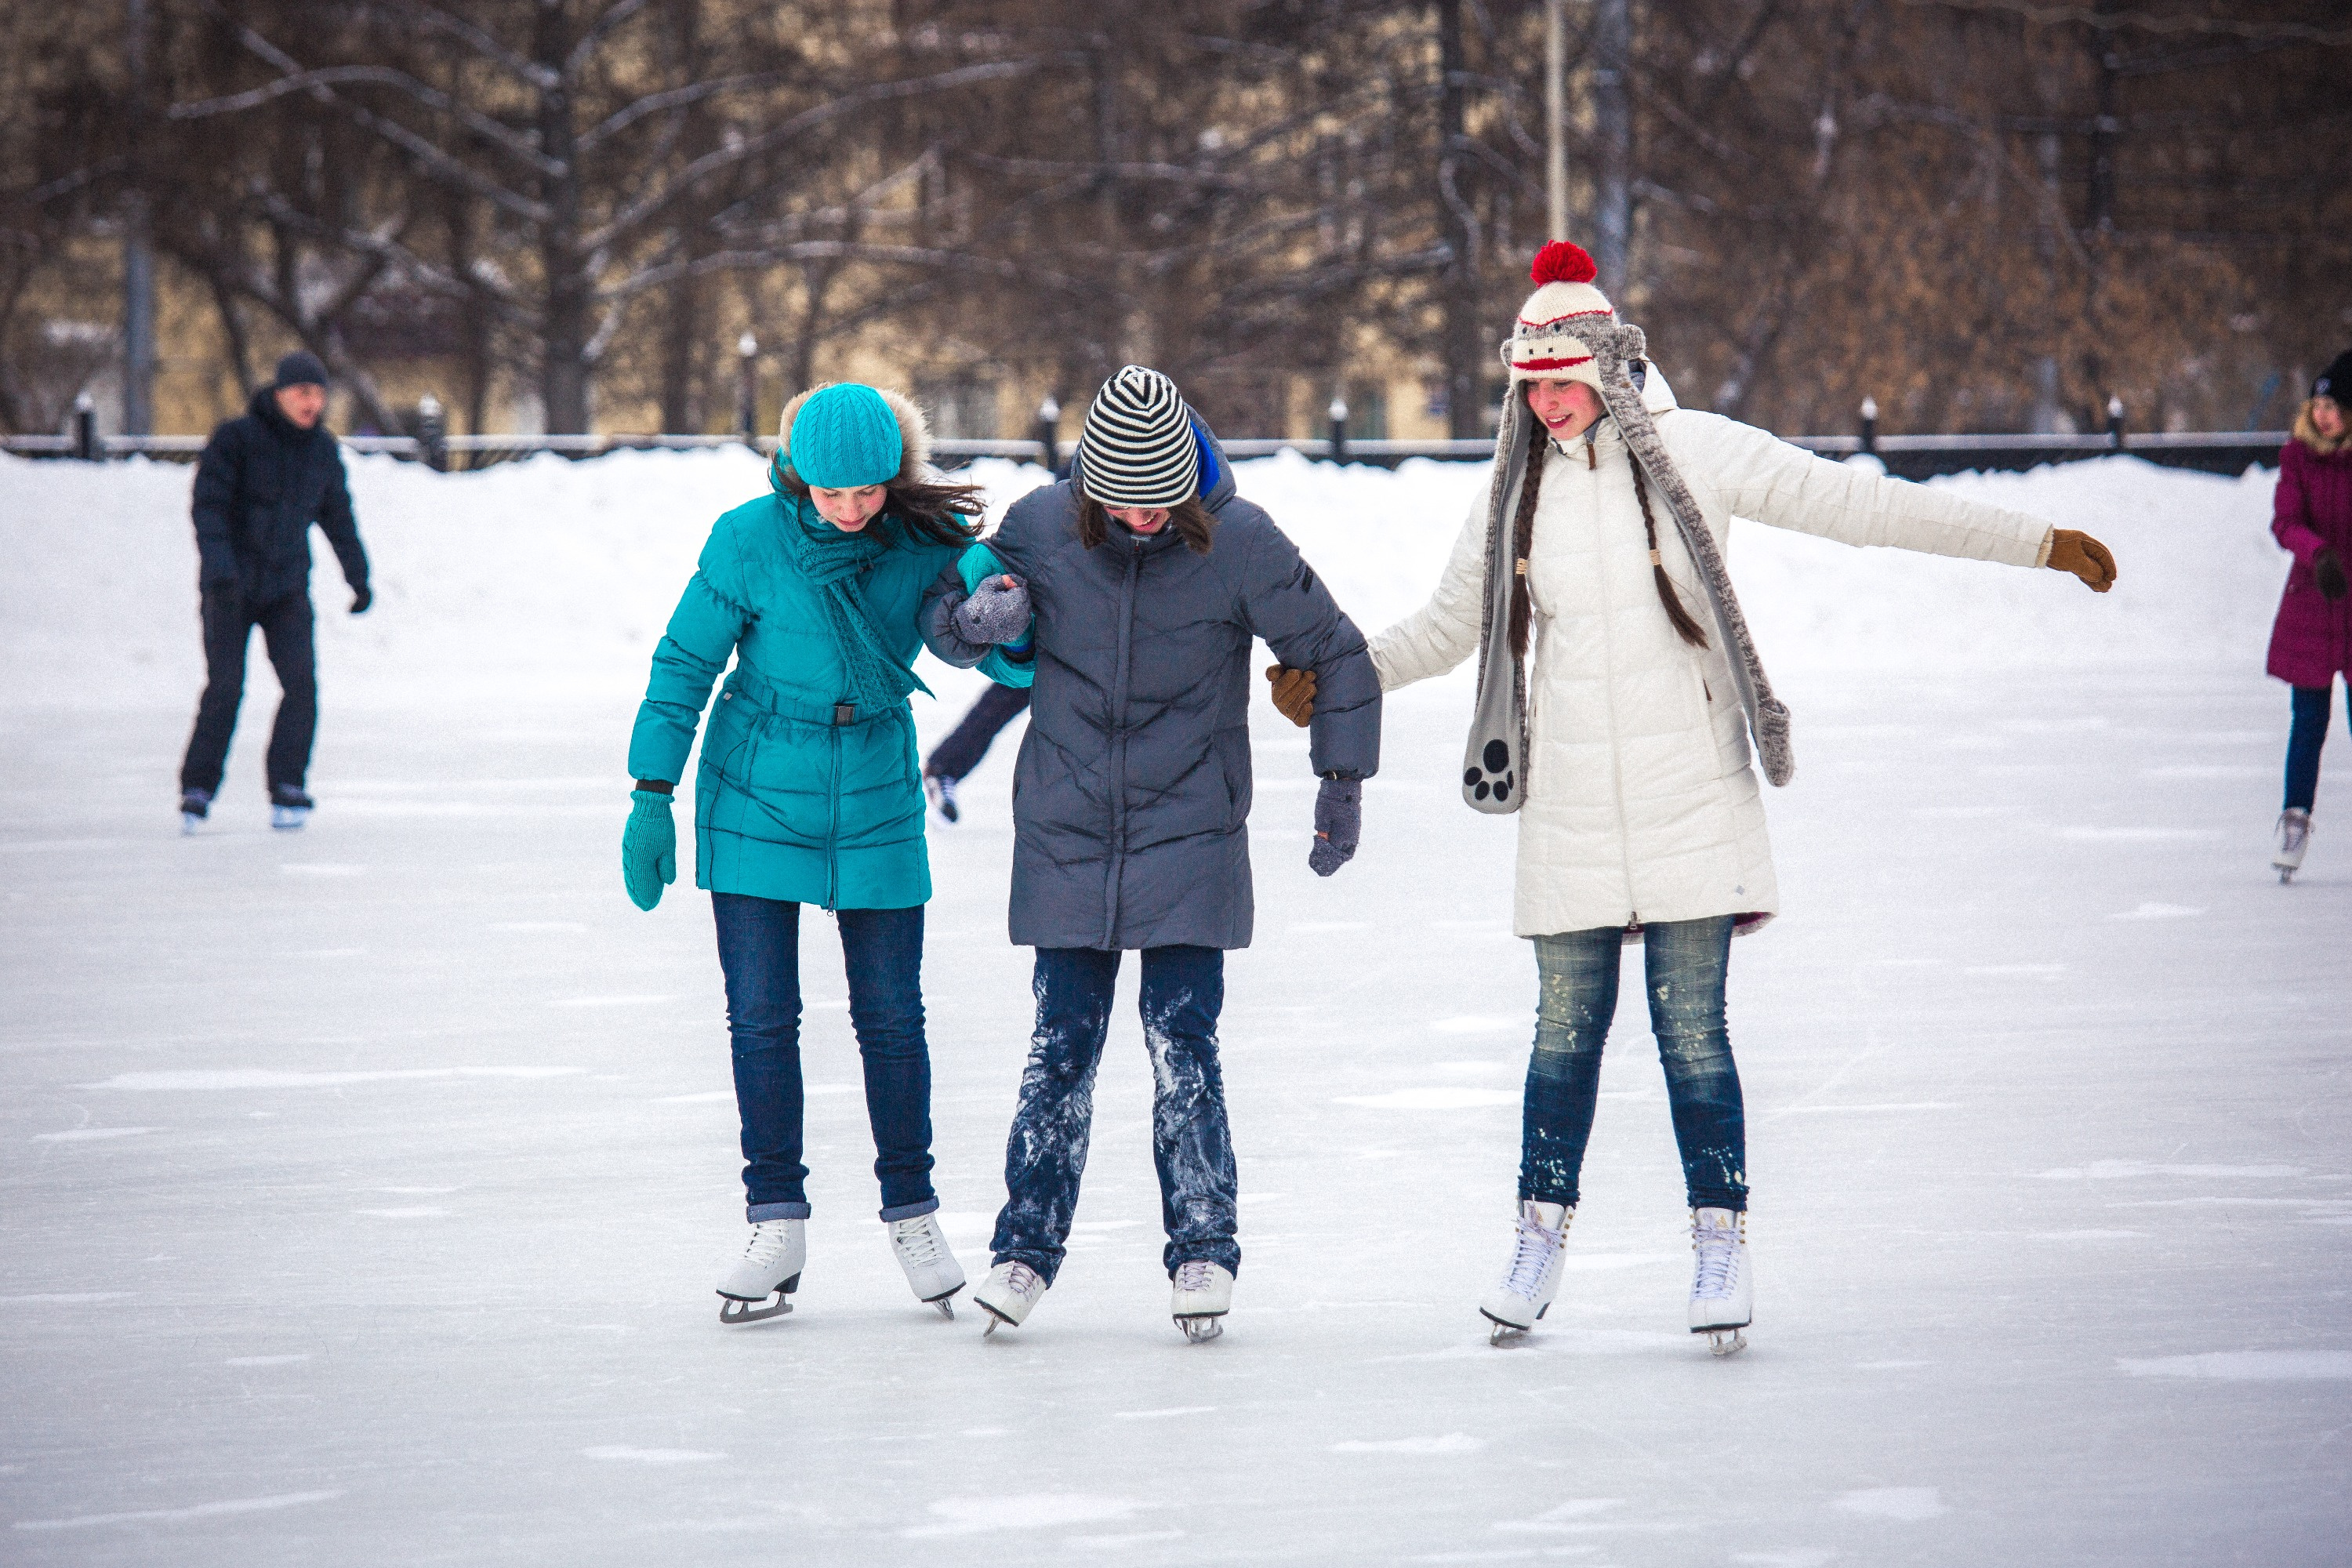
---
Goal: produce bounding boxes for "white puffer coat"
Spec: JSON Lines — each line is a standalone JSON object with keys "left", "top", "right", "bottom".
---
{"left": 1370, "top": 372, "right": 2055, "bottom": 938}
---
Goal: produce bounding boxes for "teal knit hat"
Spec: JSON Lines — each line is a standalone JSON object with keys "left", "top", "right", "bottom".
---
{"left": 786, "top": 383, "right": 903, "bottom": 488}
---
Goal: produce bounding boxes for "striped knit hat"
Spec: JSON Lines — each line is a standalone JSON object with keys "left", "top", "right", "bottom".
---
{"left": 1076, "top": 365, "right": 1201, "bottom": 508}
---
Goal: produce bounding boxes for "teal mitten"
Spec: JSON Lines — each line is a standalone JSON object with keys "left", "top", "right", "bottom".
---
{"left": 621, "top": 789, "right": 677, "bottom": 911}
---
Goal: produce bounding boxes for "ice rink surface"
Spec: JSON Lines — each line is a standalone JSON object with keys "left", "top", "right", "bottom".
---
{"left": 3, "top": 448, "right": 2347, "bottom": 1564}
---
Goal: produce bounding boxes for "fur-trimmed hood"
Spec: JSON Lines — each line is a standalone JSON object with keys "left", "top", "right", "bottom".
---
{"left": 775, "top": 384, "right": 935, "bottom": 487}
{"left": 2293, "top": 399, "right": 2350, "bottom": 458}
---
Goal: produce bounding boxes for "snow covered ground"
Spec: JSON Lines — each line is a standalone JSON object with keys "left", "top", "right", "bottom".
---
{"left": 3, "top": 445, "right": 2347, "bottom": 1566}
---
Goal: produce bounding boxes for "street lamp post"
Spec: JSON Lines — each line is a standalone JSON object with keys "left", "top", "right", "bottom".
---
{"left": 736, "top": 334, "right": 759, "bottom": 444}
{"left": 1546, "top": 0, "right": 1567, "bottom": 240}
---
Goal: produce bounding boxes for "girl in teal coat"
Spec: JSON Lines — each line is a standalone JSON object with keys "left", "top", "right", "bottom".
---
{"left": 621, "top": 383, "right": 985, "bottom": 1325}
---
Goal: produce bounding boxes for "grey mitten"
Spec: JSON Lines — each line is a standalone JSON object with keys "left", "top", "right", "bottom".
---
{"left": 953, "top": 574, "right": 1032, "bottom": 644}
{"left": 1308, "top": 777, "right": 1361, "bottom": 877}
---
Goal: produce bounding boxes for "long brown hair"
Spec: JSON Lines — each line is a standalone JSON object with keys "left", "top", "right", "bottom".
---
{"left": 1076, "top": 492, "right": 1218, "bottom": 554}
{"left": 1509, "top": 388, "right": 1708, "bottom": 658}
{"left": 771, "top": 456, "right": 985, "bottom": 547}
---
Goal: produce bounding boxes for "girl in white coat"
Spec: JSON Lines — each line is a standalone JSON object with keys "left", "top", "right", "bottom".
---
{"left": 1365, "top": 242, "right": 2118, "bottom": 1352}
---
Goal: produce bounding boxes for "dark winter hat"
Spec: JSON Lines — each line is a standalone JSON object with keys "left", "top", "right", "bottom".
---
{"left": 1075, "top": 365, "right": 1200, "bottom": 509}
{"left": 272, "top": 350, "right": 330, "bottom": 390}
{"left": 2314, "top": 350, "right": 2352, "bottom": 403}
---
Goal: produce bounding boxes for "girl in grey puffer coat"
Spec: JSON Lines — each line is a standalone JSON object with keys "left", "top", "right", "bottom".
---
{"left": 923, "top": 365, "right": 1380, "bottom": 1339}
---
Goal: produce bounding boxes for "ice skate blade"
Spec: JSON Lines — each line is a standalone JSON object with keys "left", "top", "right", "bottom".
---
{"left": 717, "top": 1291, "right": 793, "bottom": 1325}
{"left": 1704, "top": 1328, "right": 1748, "bottom": 1357}
{"left": 1177, "top": 1316, "right": 1225, "bottom": 1343}
{"left": 934, "top": 1299, "right": 955, "bottom": 1320}
{"left": 2278, "top": 868, "right": 2296, "bottom": 884}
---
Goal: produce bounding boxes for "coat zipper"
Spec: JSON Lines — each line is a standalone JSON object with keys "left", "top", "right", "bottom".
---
{"left": 825, "top": 721, "right": 842, "bottom": 911}
{"left": 1104, "top": 536, "right": 1143, "bottom": 946}
{"left": 1598, "top": 445, "right": 1639, "bottom": 927}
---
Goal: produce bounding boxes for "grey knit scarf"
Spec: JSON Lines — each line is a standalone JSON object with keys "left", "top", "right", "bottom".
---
{"left": 1460, "top": 330, "right": 1795, "bottom": 815}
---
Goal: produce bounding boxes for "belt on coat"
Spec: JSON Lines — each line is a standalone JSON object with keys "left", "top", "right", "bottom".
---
{"left": 721, "top": 665, "right": 894, "bottom": 728}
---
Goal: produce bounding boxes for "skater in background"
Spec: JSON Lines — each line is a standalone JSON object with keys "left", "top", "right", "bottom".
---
{"left": 622, "top": 383, "right": 981, "bottom": 1326}
{"left": 178, "top": 350, "right": 372, "bottom": 834}
{"left": 922, "top": 684, "right": 1030, "bottom": 821}
{"left": 2264, "top": 350, "right": 2352, "bottom": 882}
{"left": 922, "top": 364, "right": 1381, "bottom": 1341}
{"left": 1292, "top": 242, "right": 2116, "bottom": 1353}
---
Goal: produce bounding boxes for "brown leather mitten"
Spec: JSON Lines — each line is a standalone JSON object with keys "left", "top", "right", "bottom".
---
{"left": 1265, "top": 664, "right": 1316, "bottom": 727}
{"left": 2048, "top": 529, "right": 2117, "bottom": 593}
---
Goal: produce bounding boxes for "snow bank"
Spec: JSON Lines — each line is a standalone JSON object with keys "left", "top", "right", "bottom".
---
{"left": 0, "top": 441, "right": 2284, "bottom": 710}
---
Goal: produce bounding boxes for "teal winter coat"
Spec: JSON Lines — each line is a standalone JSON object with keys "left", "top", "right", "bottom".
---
{"left": 629, "top": 491, "right": 964, "bottom": 910}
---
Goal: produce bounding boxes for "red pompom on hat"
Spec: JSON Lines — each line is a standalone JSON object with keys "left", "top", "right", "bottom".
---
{"left": 1530, "top": 240, "right": 1597, "bottom": 286}
{"left": 1504, "top": 241, "right": 1615, "bottom": 388}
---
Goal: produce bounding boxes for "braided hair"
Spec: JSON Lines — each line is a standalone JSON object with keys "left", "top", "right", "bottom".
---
{"left": 1508, "top": 392, "right": 1708, "bottom": 658}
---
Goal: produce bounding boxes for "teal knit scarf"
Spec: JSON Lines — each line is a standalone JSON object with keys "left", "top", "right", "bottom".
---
{"left": 773, "top": 488, "right": 930, "bottom": 715}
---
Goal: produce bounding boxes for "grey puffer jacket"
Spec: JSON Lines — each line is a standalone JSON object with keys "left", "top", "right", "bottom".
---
{"left": 923, "top": 439, "right": 1380, "bottom": 950}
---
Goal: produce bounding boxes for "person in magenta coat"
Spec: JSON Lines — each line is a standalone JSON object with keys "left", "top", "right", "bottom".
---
{"left": 2266, "top": 350, "right": 2352, "bottom": 880}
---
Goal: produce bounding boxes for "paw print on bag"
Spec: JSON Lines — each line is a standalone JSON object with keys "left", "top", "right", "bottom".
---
{"left": 1464, "top": 739, "right": 1515, "bottom": 803}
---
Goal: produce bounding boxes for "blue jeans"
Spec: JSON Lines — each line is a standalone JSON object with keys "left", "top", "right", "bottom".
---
{"left": 991, "top": 946, "right": 1239, "bottom": 1284}
{"left": 1521, "top": 916, "right": 1747, "bottom": 1212}
{"left": 710, "top": 894, "right": 938, "bottom": 1222}
{"left": 2285, "top": 682, "right": 2347, "bottom": 813}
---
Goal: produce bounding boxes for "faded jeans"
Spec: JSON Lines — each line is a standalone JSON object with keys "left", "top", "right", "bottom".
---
{"left": 1520, "top": 916, "right": 1747, "bottom": 1212}
{"left": 990, "top": 945, "right": 1238, "bottom": 1284}
{"left": 710, "top": 894, "right": 938, "bottom": 1223}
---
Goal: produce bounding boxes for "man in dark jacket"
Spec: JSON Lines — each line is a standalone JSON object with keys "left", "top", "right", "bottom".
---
{"left": 178, "top": 350, "right": 372, "bottom": 833}
{"left": 921, "top": 364, "right": 1380, "bottom": 1341}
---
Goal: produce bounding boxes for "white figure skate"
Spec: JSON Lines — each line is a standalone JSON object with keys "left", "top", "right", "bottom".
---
{"left": 887, "top": 1212, "right": 965, "bottom": 1319}
{"left": 1171, "top": 1260, "right": 1233, "bottom": 1342}
{"left": 1480, "top": 1200, "right": 1571, "bottom": 1345}
{"left": 715, "top": 1218, "right": 804, "bottom": 1324}
{"left": 1689, "top": 1207, "right": 1752, "bottom": 1356}
{"left": 2275, "top": 809, "right": 2311, "bottom": 883}
{"left": 972, "top": 1261, "right": 1047, "bottom": 1336}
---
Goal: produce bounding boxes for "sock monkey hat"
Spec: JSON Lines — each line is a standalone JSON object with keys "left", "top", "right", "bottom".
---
{"left": 1501, "top": 241, "right": 1617, "bottom": 393}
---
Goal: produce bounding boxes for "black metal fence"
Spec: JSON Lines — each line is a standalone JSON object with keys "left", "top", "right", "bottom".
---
{"left": 4, "top": 394, "right": 2287, "bottom": 481}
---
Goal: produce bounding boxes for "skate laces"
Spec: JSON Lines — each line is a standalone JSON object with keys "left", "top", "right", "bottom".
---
{"left": 2281, "top": 812, "right": 2310, "bottom": 851}
{"left": 1000, "top": 1261, "right": 1044, "bottom": 1298}
{"left": 1690, "top": 1214, "right": 1743, "bottom": 1299}
{"left": 1174, "top": 1260, "right": 1218, "bottom": 1294}
{"left": 891, "top": 1216, "right": 946, "bottom": 1268}
{"left": 1500, "top": 1216, "right": 1563, "bottom": 1298}
{"left": 742, "top": 1221, "right": 793, "bottom": 1265}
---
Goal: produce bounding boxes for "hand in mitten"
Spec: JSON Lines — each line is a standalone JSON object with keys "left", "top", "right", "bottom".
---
{"left": 1308, "top": 776, "right": 1361, "bottom": 877}
{"left": 2316, "top": 547, "right": 2348, "bottom": 602}
{"left": 2046, "top": 529, "right": 2117, "bottom": 593}
{"left": 952, "top": 574, "right": 1032, "bottom": 644}
{"left": 350, "top": 583, "right": 373, "bottom": 615}
{"left": 1265, "top": 664, "right": 1316, "bottom": 727}
{"left": 621, "top": 787, "right": 677, "bottom": 911}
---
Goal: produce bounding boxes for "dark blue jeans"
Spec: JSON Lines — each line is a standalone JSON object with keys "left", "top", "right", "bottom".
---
{"left": 710, "top": 894, "right": 937, "bottom": 1222}
{"left": 924, "top": 684, "right": 1030, "bottom": 781}
{"left": 2285, "top": 682, "right": 2347, "bottom": 813}
{"left": 991, "top": 946, "right": 1239, "bottom": 1284}
{"left": 1521, "top": 916, "right": 1747, "bottom": 1212}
